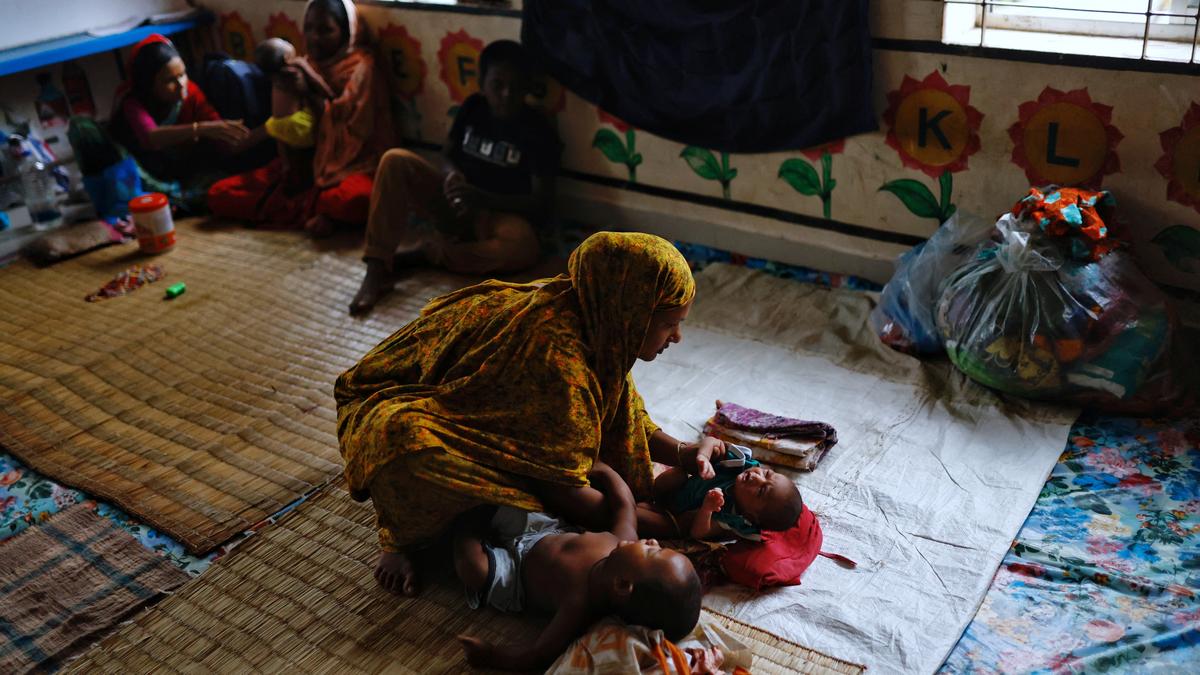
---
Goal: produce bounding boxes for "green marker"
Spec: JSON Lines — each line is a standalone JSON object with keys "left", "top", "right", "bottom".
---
{"left": 164, "top": 282, "right": 186, "bottom": 299}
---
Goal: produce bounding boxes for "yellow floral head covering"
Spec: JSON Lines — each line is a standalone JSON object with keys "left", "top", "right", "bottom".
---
{"left": 568, "top": 231, "right": 695, "bottom": 428}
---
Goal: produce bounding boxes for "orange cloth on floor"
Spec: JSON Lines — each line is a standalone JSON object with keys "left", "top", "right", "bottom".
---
{"left": 207, "top": 159, "right": 372, "bottom": 228}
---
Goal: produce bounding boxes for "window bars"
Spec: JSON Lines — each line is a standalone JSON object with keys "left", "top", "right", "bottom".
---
{"left": 943, "top": 0, "right": 1200, "bottom": 63}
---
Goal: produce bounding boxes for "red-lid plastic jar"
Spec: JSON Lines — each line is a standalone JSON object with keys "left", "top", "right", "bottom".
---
{"left": 127, "top": 192, "right": 175, "bottom": 254}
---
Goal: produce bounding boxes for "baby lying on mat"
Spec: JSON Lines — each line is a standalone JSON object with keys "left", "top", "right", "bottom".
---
{"left": 453, "top": 462, "right": 703, "bottom": 672}
{"left": 649, "top": 442, "right": 804, "bottom": 541}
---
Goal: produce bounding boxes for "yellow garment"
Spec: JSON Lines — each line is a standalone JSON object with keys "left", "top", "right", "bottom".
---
{"left": 264, "top": 108, "right": 316, "bottom": 148}
{"left": 335, "top": 232, "right": 694, "bottom": 549}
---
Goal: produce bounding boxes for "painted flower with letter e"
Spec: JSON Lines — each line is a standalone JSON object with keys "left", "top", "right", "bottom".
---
{"left": 265, "top": 12, "right": 304, "bottom": 56}
{"left": 438, "top": 30, "right": 484, "bottom": 117}
{"left": 879, "top": 71, "right": 981, "bottom": 223}
{"left": 593, "top": 108, "right": 641, "bottom": 182}
{"left": 1009, "top": 87, "right": 1122, "bottom": 189}
{"left": 219, "top": 12, "right": 255, "bottom": 62}
{"left": 1156, "top": 101, "right": 1200, "bottom": 215}
{"left": 681, "top": 147, "right": 737, "bottom": 200}
{"left": 778, "top": 139, "right": 845, "bottom": 219}
{"left": 379, "top": 24, "right": 425, "bottom": 101}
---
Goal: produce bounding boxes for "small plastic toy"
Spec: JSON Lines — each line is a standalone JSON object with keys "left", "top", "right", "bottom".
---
{"left": 164, "top": 282, "right": 186, "bottom": 299}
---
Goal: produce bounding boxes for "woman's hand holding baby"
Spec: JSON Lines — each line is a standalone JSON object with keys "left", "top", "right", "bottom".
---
{"left": 680, "top": 436, "right": 724, "bottom": 479}
{"left": 277, "top": 64, "right": 308, "bottom": 95}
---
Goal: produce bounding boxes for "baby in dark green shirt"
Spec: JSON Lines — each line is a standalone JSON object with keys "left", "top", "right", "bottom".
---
{"left": 655, "top": 444, "right": 805, "bottom": 541}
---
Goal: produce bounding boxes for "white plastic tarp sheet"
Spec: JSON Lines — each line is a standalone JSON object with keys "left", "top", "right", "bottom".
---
{"left": 631, "top": 264, "right": 1077, "bottom": 674}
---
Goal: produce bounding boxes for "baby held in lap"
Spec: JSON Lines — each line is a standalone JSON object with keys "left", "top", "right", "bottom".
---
{"left": 453, "top": 462, "right": 703, "bottom": 672}
{"left": 253, "top": 38, "right": 333, "bottom": 181}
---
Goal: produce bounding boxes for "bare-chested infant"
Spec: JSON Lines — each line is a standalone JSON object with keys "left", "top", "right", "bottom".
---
{"left": 453, "top": 462, "right": 702, "bottom": 671}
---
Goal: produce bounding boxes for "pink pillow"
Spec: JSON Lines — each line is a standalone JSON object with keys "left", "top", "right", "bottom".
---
{"left": 721, "top": 505, "right": 823, "bottom": 590}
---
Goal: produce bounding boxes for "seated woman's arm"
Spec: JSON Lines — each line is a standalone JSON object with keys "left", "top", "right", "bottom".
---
{"left": 648, "top": 429, "right": 722, "bottom": 479}
{"left": 125, "top": 97, "right": 249, "bottom": 152}
{"left": 141, "top": 120, "right": 250, "bottom": 150}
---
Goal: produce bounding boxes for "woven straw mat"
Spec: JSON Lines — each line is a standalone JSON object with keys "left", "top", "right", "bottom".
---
{"left": 0, "top": 505, "right": 189, "bottom": 674}
{"left": 65, "top": 482, "right": 865, "bottom": 674}
{"left": 0, "top": 220, "right": 467, "bottom": 553}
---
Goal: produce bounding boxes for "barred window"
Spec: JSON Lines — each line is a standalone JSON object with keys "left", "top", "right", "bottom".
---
{"left": 943, "top": 0, "right": 1200, "bottom": 63}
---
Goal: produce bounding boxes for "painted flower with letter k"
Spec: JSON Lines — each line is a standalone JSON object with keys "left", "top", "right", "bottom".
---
{"left": 879, "top": 71, "right": 982, "bottom": 223}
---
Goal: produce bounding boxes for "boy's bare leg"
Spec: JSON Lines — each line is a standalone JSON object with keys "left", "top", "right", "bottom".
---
{"left": 351, "top": 149, "right": 446, "bottom": 314}
{"left": 535, "top": 481, "right": 610, "bottom": 532}
{"left": 452, "top": 506, "right": 495, "bottom": 595}
{"left": 652, "top": 466, "right": 691, "bottom": 503}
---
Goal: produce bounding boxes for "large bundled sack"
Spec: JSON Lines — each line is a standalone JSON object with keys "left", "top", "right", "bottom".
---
{"left": 869, "top": 212, "right": 993, "bottom": 354}
{"left": 935, "top": 187, "right": 1187, "bottom": 412}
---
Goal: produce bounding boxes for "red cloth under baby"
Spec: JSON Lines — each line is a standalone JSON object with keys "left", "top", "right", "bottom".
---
{"left": 721, "top": 504, "right": 855, "bottom": 590}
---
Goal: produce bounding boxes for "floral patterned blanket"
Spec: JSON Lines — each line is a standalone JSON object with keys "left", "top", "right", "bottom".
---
{"left": 943, "top": 415, "right": 1200, "bottom": 673}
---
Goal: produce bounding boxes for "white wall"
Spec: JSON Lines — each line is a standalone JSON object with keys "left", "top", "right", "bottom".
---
{"left": 0, "top": 0, "right": 191, "bottom": 50}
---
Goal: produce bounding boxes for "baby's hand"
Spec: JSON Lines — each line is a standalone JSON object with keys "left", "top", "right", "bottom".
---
{"left": 702, "top": 488, "right": 724, "bottom": 512}
{"left": 456, "top": 634, "right": 495, "bottom": 666}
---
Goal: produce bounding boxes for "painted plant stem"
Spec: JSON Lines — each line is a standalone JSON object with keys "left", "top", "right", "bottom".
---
{"left": 879, "top": 170, "right": 957, "bottom": 224}
{"left": 778, "top": 153, "right": 838, "bottom": 219}
{"left": 681, "top": 146, "right": 738, "bottom": 200}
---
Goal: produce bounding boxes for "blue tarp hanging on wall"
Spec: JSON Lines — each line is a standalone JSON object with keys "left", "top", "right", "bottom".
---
{"left": 521, "top": 0, "right": 878, "bottom": 154}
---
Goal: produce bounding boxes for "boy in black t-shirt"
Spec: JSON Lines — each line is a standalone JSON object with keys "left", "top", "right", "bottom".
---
{"left": 350, "top": 40, "right": 561, "bottom": 315}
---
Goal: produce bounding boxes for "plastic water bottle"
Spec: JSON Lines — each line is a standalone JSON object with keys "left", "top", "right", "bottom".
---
{"left": 8, "top": 139, "right": 61, "bottom": 231}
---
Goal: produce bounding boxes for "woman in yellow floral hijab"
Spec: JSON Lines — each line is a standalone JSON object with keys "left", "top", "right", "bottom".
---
{"left": 335, "top": 231, "right": 704, "bottom": 595}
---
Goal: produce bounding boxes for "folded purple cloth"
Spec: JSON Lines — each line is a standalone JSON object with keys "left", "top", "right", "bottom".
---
{"left": 714, "top": 401, "right": 838, "bottom": 446}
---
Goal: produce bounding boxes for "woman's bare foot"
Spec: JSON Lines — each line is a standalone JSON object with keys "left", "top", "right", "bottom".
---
{"left": 375, "top": 550, "right": 418, "bottom": 595}
{"left": 349, "top": 258, "right": 393, "bottom": 315}
{"left": 304, "top": 214, "right": 337, "bottom": 238}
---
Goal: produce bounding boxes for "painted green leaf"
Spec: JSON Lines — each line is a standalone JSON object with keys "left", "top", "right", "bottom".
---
{"left": 726, "top": 167, "right": 738, "bottom": 181}
{"left": 629, "top": 152, "right": 644, "bottom": 167}
{"left": 879, "top": 179, "right": 942, "bottom": 220}
{"left": 779, "top": 159, "right": 822, "bottom": 196}
{"left": 939, "top": 170, "right": 953, "bottom": 210}
{"left": 826, "top": 178, "right": 837, "bottom": 192}
{"left": 1151, "top": 224, "right": 1200, "bottom": 274}
{"left": 680, "top": 146, "right": 722, "bottom": 180}
{"left": 592, "top": 129, "right": 630, "bottom": 164}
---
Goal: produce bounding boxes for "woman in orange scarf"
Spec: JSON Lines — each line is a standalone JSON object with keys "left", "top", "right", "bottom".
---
{"left": 336, "top": 232, "right": 718, "bottom": 595}
{"left": 207, "top": 0, "right": 393, "bottom": 234}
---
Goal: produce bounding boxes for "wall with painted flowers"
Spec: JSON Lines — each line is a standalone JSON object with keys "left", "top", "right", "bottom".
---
{"left": 198, "top": 1, "right": 1200, "bottom": 292}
